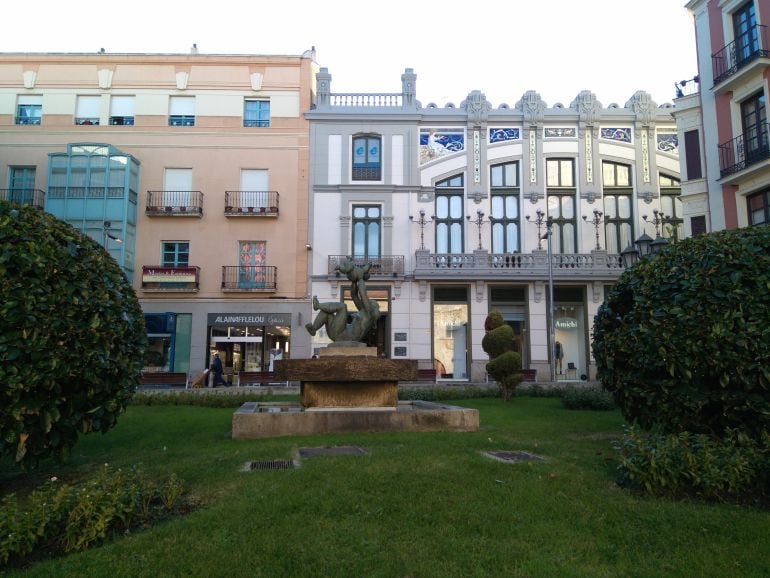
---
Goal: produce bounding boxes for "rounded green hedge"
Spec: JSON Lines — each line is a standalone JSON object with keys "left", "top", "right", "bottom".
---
{"left": 593, "top": 226, "right": 770, "bottom": 438}
{"left": 0, "top": 202, "right": 146, "bottom": 468}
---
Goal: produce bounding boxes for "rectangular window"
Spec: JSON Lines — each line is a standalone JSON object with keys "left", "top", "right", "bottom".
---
{"left": 602, "top": 161, "right": 633, "bottom": 253}
{"left": 435, "top": 174, "right": 464, "bottom": 254}
{"left": 691, "top": 215, "right": 707, "bottom": 236}
{"left": 162, "top": 241, "right": 190, "bottom": 267}
{"left": 352, "top": 135, "right": 382, "bottom": 181}
{"left": 660, "top": 174, "right": 684, "bottom": 240}
{"left": 6, "top": 167, "right": 36, "bottom": 204}
{"left": 244, "top": 99, "right": 270, "bottom": 127}
{"left": 238, "top": 240, "right": 267, "bottom": 288}
{"left": 352, "top": 205, "right": 381, "bottom": 259}
{"left": 239, "top": 169, "right": 269, "bottom": 209}
{"left": 740, "top": 92, "right": 768, "bottom": 164}
{"left": 748, "top": 189, "right": 770, "bottom": 226}
{"left": 546, "top": 159, "right": 576, "bottom": 253}
{"left": 734, "top": 1, "right": 759, "bottom": 66}
{"left": 490, "top": 162, "right": 520, "bottom": 253}
{"left": 75, "top": 96, "right": 101, "bottom": 125}
{"left": 169, "top": 96, "right": 195, "bottom": 126}
{"left": 110, "top": 96, "right": 135, "bottom": 126}
{"left": 684, "top": 130, "right": 702, "bottom": 180}
{"left": 16, "top": 95, "right": 42, "bottom": 125}
{"left": 163, "top": 168, "right": 193, "bottom": 208}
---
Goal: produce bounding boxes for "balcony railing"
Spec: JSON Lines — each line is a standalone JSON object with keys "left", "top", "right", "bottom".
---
{"left": 712, "top": 24, "right": 770, "bottom": 85}
{"left": 224, "top": 191, "right": 279, "bottom": 216}
{"left": 718, "top": 123, "right": 770, "bottom": 177}
{"left": 0, "top": 188, "right": 45, "bottom": 208}
{"left": 327, "top": 255, "right": 405, "bottom": 277}
{"left": 330, "top": 93, "right": 403, "bottom": 107}
{"left": 221, "top": 266, "right": 277, "bottom": 291}
{"left": 413, "top": 250, "right": 624, "bottom": 279}
{"left": 146, "top": 191, "right": 204, "bottom": 216}
{"left": 110, "top": 116, "right": 134, "bottom": 126}
{"left": 168, "top": 115, "right": 195, "bottom": 126}
{"left": 15, "top": 116, "right": 41, "bottom": 125}
{"left": 75, "top": 117, "right": 100, "bottom": 125}
{"left": 141, "top": 266, "right": 200, "bottom": 292}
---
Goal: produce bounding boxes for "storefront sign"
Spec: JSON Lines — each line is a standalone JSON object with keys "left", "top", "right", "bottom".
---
{"left": 142, "top": 267, "right": 197, "bottom": 283}
{"left": 555, "top": 317, "right": 578, "bottom": 330}
{"left": 207, "top": 313, "right": 292, "bottom": 326}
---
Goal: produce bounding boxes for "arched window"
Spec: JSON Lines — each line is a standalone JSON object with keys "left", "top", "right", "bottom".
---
{"left": 352, "top": 134, "right": 381, "bottom": 181}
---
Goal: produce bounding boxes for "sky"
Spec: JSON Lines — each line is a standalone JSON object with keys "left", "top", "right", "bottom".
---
{"left": 2, "top": 0, "right": 697, "bottom": 108}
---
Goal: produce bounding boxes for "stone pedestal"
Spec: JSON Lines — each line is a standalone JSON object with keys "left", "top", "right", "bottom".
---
{"left": 274, "top": 356, "right": 417, "bottom": 410}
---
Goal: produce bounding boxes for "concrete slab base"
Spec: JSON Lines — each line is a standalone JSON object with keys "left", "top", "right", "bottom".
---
{"left": 231, "top": 401, "right": 480, "bottom": 439}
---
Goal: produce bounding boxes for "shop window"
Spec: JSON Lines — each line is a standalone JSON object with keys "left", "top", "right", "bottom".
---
{"left": 433, "top": 286, "right": 469, "bottom": 380}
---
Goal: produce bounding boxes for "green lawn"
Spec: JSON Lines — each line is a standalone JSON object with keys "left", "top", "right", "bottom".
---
{"left": 2, "top": 398, "right": 769, "bottom": 577}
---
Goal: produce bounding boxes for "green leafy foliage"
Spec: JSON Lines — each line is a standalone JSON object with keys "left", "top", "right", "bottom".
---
{"left": 0, "top": 465, "right": 188, "bottom": 567}
{"left": 593, "top": 226, "right": 770, "bottom": 439}
{"left": 615, "top": 427, "right": 770, "bottom": 500}
{"left": 0, "top": 201, "right": 146, "bottom": 469}
{"left": 560, "top": 386, "right": 616, "bottom": 411}
{"left": 482, "top": 309, "right": 522, "bottom": 401}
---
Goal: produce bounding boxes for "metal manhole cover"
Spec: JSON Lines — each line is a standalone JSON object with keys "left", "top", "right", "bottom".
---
{"left": 484, "top": 450, "right": 545, "bottom": 463}
{"left": 297, "top": 446, "right": 368, "bottom": 458}
{"left": 244, "top": 459, "right": 296, "bottom": 471}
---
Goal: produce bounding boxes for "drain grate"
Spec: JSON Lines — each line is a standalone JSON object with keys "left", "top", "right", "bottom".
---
{"left": 245, "top": 459, "right": 296, "bottom": 471}
{"left": 297, "top": 446, "right": 368, "bottom": 458}
{"left": 484, "top": 450, "right": 545, "bottom": 463}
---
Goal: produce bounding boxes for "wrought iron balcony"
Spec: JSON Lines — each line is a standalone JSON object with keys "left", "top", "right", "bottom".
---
{"left": 224, "top": 191, "right": 279, "bottom": 216}
{"left": 15, "top": 116, "right": 41, "bottom": 125}
{"left": 110, "top": 116, "right": 134, "bottom": 126}
{"left": 0, "top": 188, "right": 45, "bottom": 208}
{"left": 221, "top": 266, "right": 277, "bottom": 292}
{"left": 712, "top": 24, "right": 770, "bottom": 86}
{"left": 718, "top": 123, "right": 770, "bottom": 178}
{"left": 75, "top": 117, "right": 100, "bottom": 125}
{"left": 327, "top": 255, "right": 405, "bottom": 277}
{"left": 168, "top": 115, "right": 195, "bottom": 126}
{"left": 413, "top": 250, "right": 624, "bottom": 280}
{"left": 141, "top": 265, "right": 200, "bottom": 292}
{"left": 146, "top": 191, "right": 204, "bottom": 216}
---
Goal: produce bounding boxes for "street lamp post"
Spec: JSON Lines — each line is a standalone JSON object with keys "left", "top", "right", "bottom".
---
{"left": 467, "top": 209, "right": 487, "bottom": 250}
{"left": 409, "top": 209, "right": 432, "bottom": 251}
{"left": 544, "top": 219, "right": 556, "bottom": 382}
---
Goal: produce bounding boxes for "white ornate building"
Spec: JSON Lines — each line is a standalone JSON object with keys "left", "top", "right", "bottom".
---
{"left": 306, "top": 68, "right": 681, "bottom": 382}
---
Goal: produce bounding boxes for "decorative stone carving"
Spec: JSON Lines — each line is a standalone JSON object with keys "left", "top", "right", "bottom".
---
{"left": 316, "top": 67, "right": 331, "bottom": 108}
{"left": 98, "top": 69, "right": 114, "bottom": 90}
{"left": 625, "top": 90, "right": 656, "bottom": 126}
{"left": 22, "top": 70, "right": 37, "bottom": 89}
{"left": 515, "top": 91, "right": 546, "bottom": 126}
{"left": 175, "top": 71, "right": 189, "bottom": 90}
{"left": 534, "top": 280, "right": 544, "bottom": 303}
{"left": 571, "top": 90, "right": 602, "bottom": 126}
{"left": 250, "top": 72, "right": 263, "bottom": 91}
{"left": 401, "top": 68, "right": 416, "bottom": 108}
{"left": 462, "top": 90, "right": 491, "bottom": 125}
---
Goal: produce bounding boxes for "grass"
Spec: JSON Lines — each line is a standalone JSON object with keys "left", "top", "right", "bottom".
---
{"left": 1, "top": 397, "right": 769, "bottom": 577}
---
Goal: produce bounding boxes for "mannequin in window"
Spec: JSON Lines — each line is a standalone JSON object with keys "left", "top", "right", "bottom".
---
{"left": 554, "top": 341, "right": 564, "bottom": 374}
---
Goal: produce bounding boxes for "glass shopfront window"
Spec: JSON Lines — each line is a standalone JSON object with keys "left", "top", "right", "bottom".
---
{"left": 206, "top": 313, "right": 291, "bottom": 384}
{"left": 433, "top": 286, "right": 469, "bottom": 380}
{"left": 552, "top": 288, "right": 587, "bottom": 381}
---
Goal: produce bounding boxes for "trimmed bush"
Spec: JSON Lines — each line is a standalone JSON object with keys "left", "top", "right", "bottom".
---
{"left": 593, "top": 226, "right": 770, "bottom": 438}
{"left": 561, "top": 386, "right": 616, "bottom": 411}
{"left": 482, "top": 310, "right": 521, "bottom": 401}
{"left": 0, "top": 202, "right": 146, "bottom": 469}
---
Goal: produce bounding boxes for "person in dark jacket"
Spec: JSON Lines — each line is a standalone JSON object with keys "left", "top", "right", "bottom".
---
{"left": 211, "top": 353, "right": 226, "bottom": 386}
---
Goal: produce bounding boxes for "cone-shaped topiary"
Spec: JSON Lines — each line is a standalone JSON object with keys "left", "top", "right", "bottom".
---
{"left": 593, "top": 226, "right": 770, "bottom": 439}
{"left": 0, "top": 201, "right": 146, "bottom": 469}
{"left": 482, "top": 309, "right": 521, "bottom": 401}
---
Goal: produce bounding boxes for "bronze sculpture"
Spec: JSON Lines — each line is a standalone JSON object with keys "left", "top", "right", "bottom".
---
{"left": 305, "top": 261, "right": 380, "bottom": 343}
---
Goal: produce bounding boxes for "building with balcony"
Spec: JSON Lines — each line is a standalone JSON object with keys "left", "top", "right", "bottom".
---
{"left": 674, "top": 0, "right": 770, "bottom": 232}
{"left": 306, "top": 69, "right": 681, "bottom": 382}
{"left": 0, "top": 50, "right": 316, "bottom": 381}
